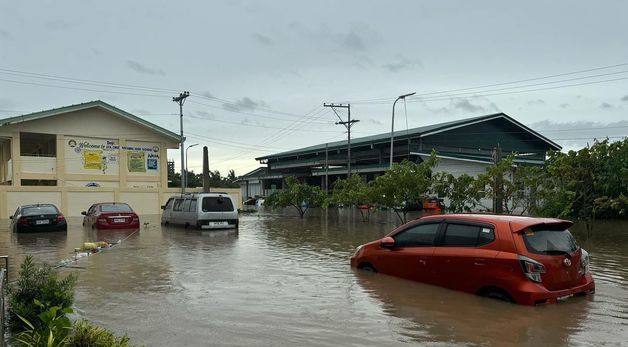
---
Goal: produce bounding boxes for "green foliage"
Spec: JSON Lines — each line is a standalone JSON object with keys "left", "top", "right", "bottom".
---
{"left": 370, "top": 154, "right": 438, "bottom": 224}
{"left": 7, "top": 256, "right": 77, "bottom": 332}
{"left": 537, "top": 139, "right": 628, "bottom": 220}
{"left": 265, "top": 176, "right": 327, "bottom": 218}
{"left": 433, "top": 173, "right": 482, "bottom": 213}
{"left": 13, "top": 303, "right": 73, "bottom": 347}
{"left": 330, "top": 174, "right": 374, "bottom": 220}
{"left": 168, "top": 169, "right": 239, "bottom": 188}
{"left": 67, "top": 320, "right": 137, "bottom": 347}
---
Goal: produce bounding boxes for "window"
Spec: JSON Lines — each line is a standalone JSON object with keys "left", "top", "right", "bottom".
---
{"left": 21, "top": 179, "right": 57, "bottom": 186}
{"left": 202, "top": 196, "right": 234, "bottom": 212}
{"left": 100, "top": 204, "right": 133, "bottom": 212}
{"left": 173, "top": 199, "right": 185, "bottom": 211}
{"left": 523, "top": 228, "right": 578, "bottom": 255}
{"left": 188, "top": 199, "right": 197, "bottom": 212}
{"left": 22, "top": 205, "right": 59, "bottom": 216}
{"left": 441, "top": 223, "right": 495, "bottom": 247}
{"left": 182, "top": 199, "right": 191, "bottom": 212}
{"left": 164, "top": 198, "right": 174, "bottom": 210}
{"left": 394, "top": 223, "right": 439, "bottom": 247}
{"left": 20, "top": 132, "right": 56, "bottom": 157}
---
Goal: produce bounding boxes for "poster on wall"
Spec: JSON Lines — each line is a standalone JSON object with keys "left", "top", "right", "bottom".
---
{"left": 123, "top": 141, "right": 160, "bottom": 175}
{"left": 127, "top": 151, "right": 146, "bottom": 172}
{"left": 65, "top": 137, "right": 119, "bottom": 174}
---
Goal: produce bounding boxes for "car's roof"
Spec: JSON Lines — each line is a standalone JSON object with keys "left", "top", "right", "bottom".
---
{"left": 94, "top": 202, "right": 130, "bottom": 205}
{"left": 420, "top": 213, "right": 573, "bottom": 232}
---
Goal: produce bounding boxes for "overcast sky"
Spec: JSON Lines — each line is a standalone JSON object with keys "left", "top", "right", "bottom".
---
{"left": 1, "top": 0, "right": 627, "bottom": 176}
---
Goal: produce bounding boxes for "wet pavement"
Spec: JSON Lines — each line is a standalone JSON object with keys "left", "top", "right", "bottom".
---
{"left": 0, "top": 209, "right": 626, "bottom": 346}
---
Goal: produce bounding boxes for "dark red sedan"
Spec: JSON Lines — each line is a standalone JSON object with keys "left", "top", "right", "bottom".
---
{"left": 82, "top": 203, "right": 140, "bottom": 229}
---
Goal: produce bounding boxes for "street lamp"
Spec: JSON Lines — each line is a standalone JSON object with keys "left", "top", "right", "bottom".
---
{"left": 185, "top": 143, "right": 199, "bottom": 189}
{"left": 390, "top": 92, "right": 416, "bottom": 169}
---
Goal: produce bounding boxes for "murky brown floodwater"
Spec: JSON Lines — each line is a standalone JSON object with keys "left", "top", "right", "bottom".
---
{"left": 0, "top": 209, "right": 626, "bottom": 346}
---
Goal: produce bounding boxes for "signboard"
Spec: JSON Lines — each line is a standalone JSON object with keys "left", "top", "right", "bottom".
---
{"left": 124, "top": 141, "right": 160, "bottom": 176}
{"left": 65, "top": 137, "right": 119, "bottom": 174}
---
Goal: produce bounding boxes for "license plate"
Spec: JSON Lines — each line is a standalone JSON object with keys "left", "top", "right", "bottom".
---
{"left": 210, "top": 221, "right": 228, "bottom": 227}
{"left": 113, "top": 218, "right": 126, "bottom": 223}
{"left": 35, "top": 219, "right": 50, "bottom": 225}
{"left": 557, "top": 294, "right": 572, "bottom": 301}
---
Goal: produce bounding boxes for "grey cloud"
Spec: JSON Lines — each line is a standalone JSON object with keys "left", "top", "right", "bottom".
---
{"left": 240, "top": 118, "right": 259, "bottom": 126}
{"left": 222, "top": 97, "right": 265, "bottom": 112}
{"left": 343, "top": 32, "right": 366, "bottom": 51}
{"left": 421, "top": 97, "right": 499, "bottom": 115}
{"left": 200, "top": 91, "right": 214, "bottom": 99}
{"left": 600, "top": 102, "right": 614, "bottom": 109}
{"left": 560, "top": 103, "right": 569, "bottom": 108}
{"left": 45, "top": 20, "right": 71, "bottom": 30}
{"left": 288, "top": 22, "right": 378, "bottom": 54}
{"left": 126, "top": 60, "right": 166, "bottom": 76}
{"left": 251, "top": 33, "right": 273, "bottom": 46}
{"left": 453, "top": 99, "right": 485, "bottom": 113}
{"left": 528, "top": 120, "right": 628, "bottom": 149}
{"left": 368, "top": 118, "right": 384, "bottom": 126}
{"left": 196, "top": 111, "right": 216, "bottom": 120}
{"left": 621, "top": 95, "right": 628, "bottom": 103}
{"left": 383, "top": 54, "right": 421, "bottom": 72}
{"left": 527, "top": 99, "right": 545, "bottom": 105}
{"left": 0, "top": 29, "right": 11, "bottom": 39}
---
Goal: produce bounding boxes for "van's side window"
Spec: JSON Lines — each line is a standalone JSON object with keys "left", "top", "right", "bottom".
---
{"left": 173, "top": 199, "right": 185, "bottom": 212}
{"left": 394, "top": 223, "right": 439, "bottom": 247}
{"left": 182, "top": 199, "right": 191, "bottom": 212}
{"left": 188, "top": 199, "right": 197, "bottom": 212}
{"left": 441, "top": 223, "right": 495, "bottom": 247}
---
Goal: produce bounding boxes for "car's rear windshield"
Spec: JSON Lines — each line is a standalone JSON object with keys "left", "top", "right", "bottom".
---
{"left": 100, "top": 204, "right": 133, "bottom": 212}
{"left": 522, "top": 227, "right": 578, "bottom": 255}
{"left": 22, "top": 205, "right": 58, "bottom": 216}
{"left": 202, "top": 197, "right": 234, "bottom": 212}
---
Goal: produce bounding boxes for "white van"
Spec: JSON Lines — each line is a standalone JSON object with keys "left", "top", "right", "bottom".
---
{"left": 161, "top": 193, "right": 239, "bottom": 229}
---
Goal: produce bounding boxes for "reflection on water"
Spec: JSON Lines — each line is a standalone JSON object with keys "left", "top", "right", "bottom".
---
{"left": 0, "top": 211, "right": 626, "bottom": 346}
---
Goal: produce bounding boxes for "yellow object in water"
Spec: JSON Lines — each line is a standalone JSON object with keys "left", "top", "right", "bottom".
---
{"left": 82, "top": 242, "right": 98, "bottom": 251}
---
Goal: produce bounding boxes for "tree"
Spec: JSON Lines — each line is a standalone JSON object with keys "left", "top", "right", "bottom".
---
{"left": 371, "top": 154, "right": 438, "bottom": 224}
{"left": 227, "top": 169, "right": 237, "bottom": 182}
{"left": 330, "top": 174, "right": 374, "bottom": 221}
{"left": 264, "top": 176, "right": 327, "bottom": 218}
{"left": 433, "top": 172, "right": 482, "bottom": 213}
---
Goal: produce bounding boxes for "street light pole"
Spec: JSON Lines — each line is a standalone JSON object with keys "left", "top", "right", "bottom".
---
{"left": 185, "top": 143, "right": 199, "bottom": 189}
{"left": 390, "top": 92, "right": 416, "bottom": 169}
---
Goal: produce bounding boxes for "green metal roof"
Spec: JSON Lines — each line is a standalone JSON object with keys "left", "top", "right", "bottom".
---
{"left": 255, "top": 113, "right": 561, "bottom": 161}
{"left": 0, "top": 100, "right": 181, "bottom": 142}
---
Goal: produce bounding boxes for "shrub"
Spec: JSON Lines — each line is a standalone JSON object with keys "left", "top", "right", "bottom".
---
{"left": 13, "top": 303, "right": 73, "bottom": 347}
{"left": 7, "top": 256, "right": 77, "bottom": 332}
{"left": 67, "top": 320, "right": 137, "bottom": 347}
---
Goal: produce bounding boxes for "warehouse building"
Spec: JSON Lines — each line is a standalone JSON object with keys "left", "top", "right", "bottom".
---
{"left": 239, "top": 113, "right": 561, "bottom": 200}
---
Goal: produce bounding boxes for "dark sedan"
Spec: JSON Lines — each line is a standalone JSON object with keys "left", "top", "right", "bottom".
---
{"left": 10, "top": 204, "right": 68, "bottom": 232}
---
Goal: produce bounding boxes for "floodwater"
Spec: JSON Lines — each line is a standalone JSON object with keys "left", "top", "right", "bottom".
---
{"left": 0, "top": 210, "right": 626, "bottom": 346}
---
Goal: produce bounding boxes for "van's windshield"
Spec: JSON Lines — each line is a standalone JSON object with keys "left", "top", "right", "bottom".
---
{"left": 202, "top": 197, "right": 234, "bottom": 212}
{"left": 523, "top": 228, "right": 578, "bottom": 255}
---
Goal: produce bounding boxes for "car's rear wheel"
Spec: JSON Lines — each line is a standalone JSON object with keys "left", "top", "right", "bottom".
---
{"left": 477, "top": 287, "right": 514, "bottom": 303}
{"left": 358, "top": 263, "right": 377, "bottom": 272}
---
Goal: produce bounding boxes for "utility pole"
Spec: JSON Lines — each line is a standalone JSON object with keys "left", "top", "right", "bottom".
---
{"left": 492, "top": 143, "right": 503, "bottom": 214}
{"left": 323, "top": 103, "right": 359, "bottom": 177}
{"left": 173, "top": 91, "right": 190, "bottom": 195}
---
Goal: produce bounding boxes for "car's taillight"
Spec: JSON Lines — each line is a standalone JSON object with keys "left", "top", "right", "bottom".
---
{"left": 56, "top": 214, "right": 65, "bottom": 222}
{"left": 519, "top": 255, "right": 546, "bottom": 283}
{"left": 132, "top": 214, "right": 139, "bottom": 222}
{"left": 580, "top": 249, "right": 590, "bottom": 275}
{"left": 17, "top": 217, "right": 28, "bottom": 225}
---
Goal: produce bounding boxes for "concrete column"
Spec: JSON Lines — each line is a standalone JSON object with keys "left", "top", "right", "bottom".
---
{"left": 11, "top": 132, "right": 20, "bottom": 187}
{"left": 118, "top": 138, "right": 127, "bottom": 188}
{"left": 56, "top": 135, "right": 65, "bottom": 185}
{"left": 159, "top": 142, "right": 168, "bottom": 190}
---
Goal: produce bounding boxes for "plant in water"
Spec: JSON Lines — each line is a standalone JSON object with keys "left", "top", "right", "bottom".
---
{"left": 7, "top": 256, "right": 77, "bottom": 332}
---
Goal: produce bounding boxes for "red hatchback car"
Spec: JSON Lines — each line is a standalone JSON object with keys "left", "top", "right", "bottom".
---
{"left": 82, "top": 203, "right": 140, "bottom": 229}
{"left": 351, "top": 214, "right": 595, "bottom": 305}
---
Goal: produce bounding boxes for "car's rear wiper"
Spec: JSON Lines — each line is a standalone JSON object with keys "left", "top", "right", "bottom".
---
{"left": 542, "top": 249, "right": 573, "bottom": 258}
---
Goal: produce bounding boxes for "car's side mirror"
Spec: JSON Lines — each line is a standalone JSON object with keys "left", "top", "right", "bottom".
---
{"left": 380, "top": 236, "right": 396, "bottom": 249}
{"left": 161, "top": 205, "right": 166, "bottom": 210}
{"left": 9, "top": 216, "right": 13, "bottom": 219}
{"left": 81, "top": 211, "right": 87, "bottom": 216}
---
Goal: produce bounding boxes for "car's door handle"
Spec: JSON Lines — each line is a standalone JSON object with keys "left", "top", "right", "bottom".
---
{"left": 418, "top": 256, "right": 428, "bottom": 265}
